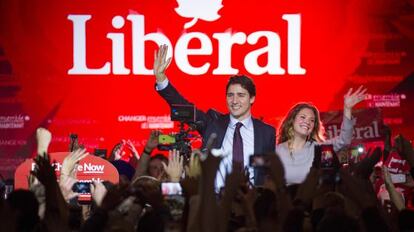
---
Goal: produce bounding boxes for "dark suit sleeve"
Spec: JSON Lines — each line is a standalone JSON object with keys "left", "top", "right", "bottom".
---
{"left": 263, "top": 124, "right": 276, "bottom": 152}
{"left": 156, "top": 82, "right": 210, "bottom": 135}
{"left": 269, "top": 126, "right": 276, "bottom": 152}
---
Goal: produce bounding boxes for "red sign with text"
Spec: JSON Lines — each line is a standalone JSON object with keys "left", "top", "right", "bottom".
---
{"left": 14, "top": 152, "right": 119, "bottom": 190}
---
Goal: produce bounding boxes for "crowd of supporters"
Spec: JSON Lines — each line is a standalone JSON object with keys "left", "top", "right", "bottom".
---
{"left": 1, "top": 126, "right": 414, "bottom": 232}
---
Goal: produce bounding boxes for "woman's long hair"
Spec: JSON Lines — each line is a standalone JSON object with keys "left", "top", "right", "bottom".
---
{"left": 277, "top": 103, "right": 326, "bottom": 145}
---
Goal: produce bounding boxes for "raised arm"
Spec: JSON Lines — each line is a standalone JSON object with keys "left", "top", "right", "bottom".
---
{"left": 383, "top": 166, "right": 405, "bottom": 211}
{"left": 36, "top": 127, "right": 52, "bottom": 157}
{"left": 154, "top": 44, "right": 172, "bottom": 83}
{"left": 31, "top": 155, "right": 69, "bottom": 231}
{"left": 153, "top": 45, "right": 215, "bottom": 135}
{"left": 343, "top": 85, "right": 367, "bottom": 120}
{"left": 132, "top": 130, "right": 160, "bottom": 181}
{"left": 329, "top": 86, "right": 368, "bottom": 151}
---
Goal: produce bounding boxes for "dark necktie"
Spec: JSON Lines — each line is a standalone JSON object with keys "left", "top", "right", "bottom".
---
{"left": 233, "top": 122, "right": 244, "bottom": 167}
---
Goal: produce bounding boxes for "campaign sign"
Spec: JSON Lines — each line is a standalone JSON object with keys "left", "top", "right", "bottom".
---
{"left": 14, "top": 152, "right": 119, "bottom": 201}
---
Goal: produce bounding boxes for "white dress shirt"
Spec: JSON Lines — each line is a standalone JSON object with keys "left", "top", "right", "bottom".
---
{"left": 215, "top": 115, "right": 255, "bottom": 190}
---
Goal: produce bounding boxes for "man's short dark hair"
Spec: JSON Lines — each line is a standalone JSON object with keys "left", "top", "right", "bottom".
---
{"left": 226, "top": 75, "right": 256, "bottom": 97}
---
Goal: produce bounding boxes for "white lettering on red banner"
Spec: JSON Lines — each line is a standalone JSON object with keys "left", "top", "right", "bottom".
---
{"left": 67, "top": 14, "right": 306, "bottom": 76}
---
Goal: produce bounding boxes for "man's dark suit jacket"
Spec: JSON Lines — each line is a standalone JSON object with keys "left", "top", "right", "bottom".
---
{"left": 157, "top": 82, "right": 276, "bottom": 154}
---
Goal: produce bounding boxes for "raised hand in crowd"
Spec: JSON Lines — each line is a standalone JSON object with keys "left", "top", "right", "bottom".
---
{"left": 31, "top": 155, "right": 56, "bottom": 188}
{"left": 217, "top": 163, "right": 244, "bottom": 232}
{"left": 296, "top": 144, "right": 324, "bottom": 206}
{"left": 162, "top": 149, "right": 184, "bottom": 182}
{"left": 180, "top": 151, "right": 201, "bottom": 231}
{"left": 90, "top": 180, "right": 108, "bottom": 207}
{"left": 59, "top": 174, "right": 78, "bottom": 203}
{"left": 125, "top": 139, "right": 140, "bottom": 161}
{"left": 27, "top": 171, "right": 41, "bottom": 190}
{"left": 268, "top": 153, "right": 287, "bottom": 191}
{"left": 61, "top": 148, "right": 89, "bottom": 178}
{"left": 68, "top": 133, "right": 83, "bottom": 152}
{"left": 132, "top": 130, "right": 160, "bottom": 181}
{"left": 185, "top": 149, "right": 201, "bottom": 178}
{"left": 31, "top": 154, "right": 69, "bottom": 231}
{"left": 267, "top": 153, "right": 292, "bottom": 230}
{"left": 27, "top": 161, "right": 47, "bottom": 221}
{"left": 30, "top": 127, "right": 52, "bottom": 222}
{"left": 110, "top": 141, "right": 124, "bottom": 161}
{"left": 343, "top": 85, "right": 368, "bottom": 119}
{"left": 36, "top": 127, "right": 52, "bottom": 156}
{"left": 111, "top": 139, "right": 141, "bottom": 162}
{"left": 295, "top": 167, "right": 320, "bottom": 208}
{"left": 395, "top": 134, "right": 414, "bottom": 167}
{"left": 153, "top": 44, "right": 171, "bottom": 83}
{"left": 199, "top": 133, "right": 222, "bottom": 180}
{"left": 382, "top": 166, "right": 405, "bottom": 211}
{"left": 145, "top": 130, "right": 160, "bottom": 153}
{"left": 188, "top": 133, "right": 222, "bottom": 232}
{"left": 59, "top": 148, "right": 89, "bottom": 203}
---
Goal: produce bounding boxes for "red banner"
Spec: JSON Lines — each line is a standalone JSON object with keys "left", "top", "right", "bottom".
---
{"left": 321, "top": 108, "right": 384, "bottom": 144}
{"left": 14, "top": 152, "right": 119, "bottom": 190}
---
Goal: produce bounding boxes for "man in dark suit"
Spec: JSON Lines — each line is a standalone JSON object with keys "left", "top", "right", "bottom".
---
{"left": 153, "top": 45, "right": 276, "bottom": 188}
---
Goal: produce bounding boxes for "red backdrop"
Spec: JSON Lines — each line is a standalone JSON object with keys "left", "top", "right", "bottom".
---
{"left": 0, "top": 0, "right": 413, "bottom": 178}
